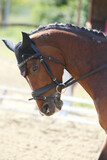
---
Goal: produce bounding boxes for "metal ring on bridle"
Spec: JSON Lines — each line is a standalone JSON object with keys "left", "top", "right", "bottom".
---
{"left": 56, "top": 84, "right": 66, "bottom": 94}
{"left": 56, "top": 85, "right": 61, "bottom": 94}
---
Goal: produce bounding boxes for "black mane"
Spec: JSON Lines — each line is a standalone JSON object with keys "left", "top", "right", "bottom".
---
{"left": 29, "top": 23, "right": 107, "bottom": 39}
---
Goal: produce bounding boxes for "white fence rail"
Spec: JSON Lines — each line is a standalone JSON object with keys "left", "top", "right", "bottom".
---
{"left": 0, "top": 85, "right": 94, "bottom": 105}
{"left": 0, "top": 85, "right": 98, "bottom": 126}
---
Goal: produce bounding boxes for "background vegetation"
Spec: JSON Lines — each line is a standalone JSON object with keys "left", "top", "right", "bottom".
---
{"left": 0, "top": 0, "right": 90, "bottom": 41}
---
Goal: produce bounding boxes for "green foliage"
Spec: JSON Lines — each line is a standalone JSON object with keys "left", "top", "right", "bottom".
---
{"left": 0, "top": 26, "right": 34, "bottom": 42}
{"left": 32, "top": 4, "right": 74, "bottom": 25}
{"left": 11, "top": 0, "right": 30, "bottom": 5}
{"left": 34, "top": 0, "right": 68, "bottom": 6}
{"left": 31, "top": 0, "right": 90, "bottom": 26}
{"left": 51, "top": 0, "right": 68, "bottom": 6}
{"left": 10, "top": 0, "right": 31, "bottom": 14}
{"left": 0, "top": 0, "right": 90, "bottom": 27}
{"left": 32, "top": 0, "right": 78, "bottom": 25}
{"left": 80, "top": 0, "right": 90, "bottom": 26}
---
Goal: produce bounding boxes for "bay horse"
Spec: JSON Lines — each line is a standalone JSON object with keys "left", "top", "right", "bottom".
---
{"left": 3, "top": 23, "right": 107, "bottom": 159}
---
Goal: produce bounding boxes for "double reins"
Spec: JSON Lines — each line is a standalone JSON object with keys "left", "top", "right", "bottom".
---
{"left": 18, "top": 41, "right": 107, "bottom": 101}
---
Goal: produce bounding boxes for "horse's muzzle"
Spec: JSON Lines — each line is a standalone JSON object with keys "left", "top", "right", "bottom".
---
{"left": 41, "top": 96, "right": 63, "bottom": 116}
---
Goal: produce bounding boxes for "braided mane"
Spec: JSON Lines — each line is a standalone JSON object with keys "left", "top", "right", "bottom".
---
{"left": 29, "top": 23, "right": 107, "bottom": 39}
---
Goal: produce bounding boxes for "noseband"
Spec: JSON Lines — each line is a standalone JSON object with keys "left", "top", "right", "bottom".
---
{"left": 18, "top": 41, "right": 107, "bottom": 101}
{"left": 18, "top": 41, "right": 66, "bottom": 100}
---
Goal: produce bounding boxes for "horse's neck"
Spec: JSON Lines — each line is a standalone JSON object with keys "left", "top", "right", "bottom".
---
{"left": 57, "top": 31, "right": 93, "bottom": 76}
{"left": 56, "top": 31, "right": 107, "bottom": 100}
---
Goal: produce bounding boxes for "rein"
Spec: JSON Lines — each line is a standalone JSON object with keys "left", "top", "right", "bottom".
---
{"left": 18, "top": 41, "right": 107, "bottom": 101}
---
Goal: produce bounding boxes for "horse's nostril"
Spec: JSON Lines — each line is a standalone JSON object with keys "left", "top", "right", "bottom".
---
{"left": 42, "top": 104, "right": 50, "bottom": 114}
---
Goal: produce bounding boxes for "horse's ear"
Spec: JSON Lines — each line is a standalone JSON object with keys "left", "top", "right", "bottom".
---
{"left": 21, "top": 32, "right": 31, "bottom": 49}
{"left": 2, "top": 40, "right": 16, "bottom": 52}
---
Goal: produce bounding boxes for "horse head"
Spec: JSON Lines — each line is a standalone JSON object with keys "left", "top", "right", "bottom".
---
{"left": 3, "top": 32, "right": 65, "bottom": 116}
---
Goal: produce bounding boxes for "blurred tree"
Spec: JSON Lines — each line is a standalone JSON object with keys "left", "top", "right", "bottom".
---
{"left": 50, "top": 0, "right": 68, "bottom": 6}
{"left": 32, "top": 0, "right": 78, "bottom": 25}
{"left": 81, "top": 0, "right": 90, "bottom": 25}
{"left": 31, "top": 0, "right": 90, "bottom": 26}
{"left": 0, "top": 0, "right": 10, "bottom": 23}
{"left": 10, "top": 0, "right": 31, "bottom": 14}
{"left": 11, "top": 0, "right": 30, "bottom": 5}
{"left": 0, "top": 0, "right": 90, "bottom": 26}
{"left": 77, "top": 0, "right": 82, "bottom": 26}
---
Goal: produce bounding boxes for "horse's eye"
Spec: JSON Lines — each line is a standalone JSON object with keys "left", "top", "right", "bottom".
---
{"left": 30, "top": 63, "right": 38, "bottom": 74}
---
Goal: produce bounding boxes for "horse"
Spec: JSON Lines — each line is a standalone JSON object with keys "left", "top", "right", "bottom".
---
{"left": 3, "top": 23, "right": 107, "bottom": 160}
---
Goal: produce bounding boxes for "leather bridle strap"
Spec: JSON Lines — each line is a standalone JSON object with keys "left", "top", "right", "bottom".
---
{"left": 29, "top": 63, "right": 107, "bottom": 100}
{"left": 18, "top": 41, "right": 107, "bottom": 101}
{"left": 61, "top": 63, "right": 107, "bottom": 89}
{"left": 28, "top": 82, "right": 56, "bottom": 101}
{"left": 18, "top": 41, "right": 65, "bottom": 100}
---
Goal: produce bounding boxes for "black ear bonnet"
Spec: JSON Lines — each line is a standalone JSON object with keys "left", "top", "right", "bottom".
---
{"left": 15, "top": 40, "right": 36, "bottom": 77}
{"left": 3, "top": 32, "right": 42, "bottom": 77}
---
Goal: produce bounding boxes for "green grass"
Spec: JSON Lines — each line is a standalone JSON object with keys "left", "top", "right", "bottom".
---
{"left": 0, "top": 26, "right": 36, "bottom": 57}
{"left": 0, "top": 26, "right": 36, "bottom": 42}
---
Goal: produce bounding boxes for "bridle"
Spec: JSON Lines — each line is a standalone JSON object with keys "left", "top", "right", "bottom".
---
{"left": 18, "top": 41, "right": 107, "bottom": 101}
{"left": 18, "top": 41, "right": 66, "bottom": 100}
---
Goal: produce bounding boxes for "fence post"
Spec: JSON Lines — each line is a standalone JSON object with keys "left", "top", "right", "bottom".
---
{"left": 63, "top": 69, "right": 72, "bottom": 106}
{"left": 0, "top": 89, "right": 7, "bottom": 104}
